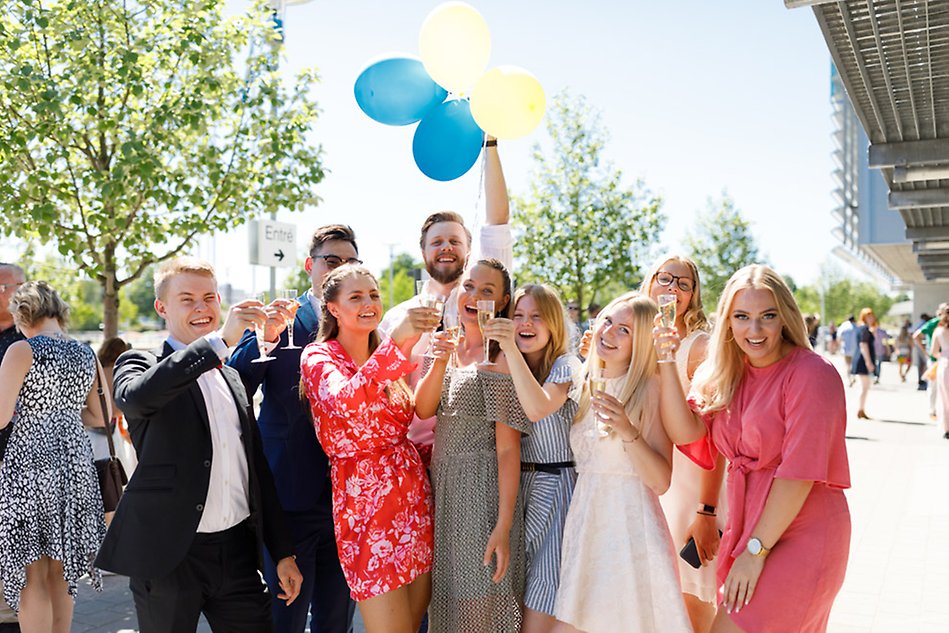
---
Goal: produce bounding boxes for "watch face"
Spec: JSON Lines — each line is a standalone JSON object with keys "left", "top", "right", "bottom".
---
{"left": 747, "top": 538, "right": 762, "bottom": 555}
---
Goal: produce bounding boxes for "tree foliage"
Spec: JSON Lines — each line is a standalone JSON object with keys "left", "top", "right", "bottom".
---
{"left": 0, "top": 0, "right": 325, "bottom": 337}
{"left": 378, "top": 252, "right": 421, "bottom": 310}
{"left": 685, "top": 193, "right": 764, "bottom": 309}
{"left": 512, "top": 91, "right": 664, "bottom": 309}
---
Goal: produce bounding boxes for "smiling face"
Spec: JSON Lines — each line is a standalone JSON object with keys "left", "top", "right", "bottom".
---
{"left": 423, "top": 221, "right": 470, "bottom": 285}
{"left": 648, "top": 259, "right": 694, "bottom": 329}
{"left": 594, "top": 302, "right": 635, "bottom": 373}
{"left": 155, "top": 272, "right": 221, "bottom": 345}
{"left": 512, "top": 294, "right": 552, "bottom": 361}
{"left": 305, "top": 239, "right": 360, "bottom": 298}
{"left": 728, "top": 287, "right": 786, "bottom": 367}
{"left": 458, "top": 263, "right": 508, "bottom": 326}
{"left": 326, "top": 274, "right": 383, "bottom": 335}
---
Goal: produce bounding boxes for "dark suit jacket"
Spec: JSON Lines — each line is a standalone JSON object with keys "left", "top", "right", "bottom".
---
{"left": 95, "top": 338, "right": 293, "bottom": 579}
{"left": 228, "top": 296, "right": 330, "bottom": 513}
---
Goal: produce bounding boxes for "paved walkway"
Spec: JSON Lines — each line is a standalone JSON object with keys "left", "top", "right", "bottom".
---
{"left": 61, "top": 353, "right": 949, "bottom": 632}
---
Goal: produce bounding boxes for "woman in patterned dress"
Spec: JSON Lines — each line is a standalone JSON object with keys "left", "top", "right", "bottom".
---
{"left": 0, "top": 281, "right": 106, "bottom": 631}
{"left": 485, "top": 283, "right": 580, "bottom": 633}
{"left": 641, "top": 255, "right": 724, "bottom": 633}
{"left": 416, "top": 258, "right": 532, "bottom": 632}
{"left": 300, "top": 265, "right": 439, "bottom": 633}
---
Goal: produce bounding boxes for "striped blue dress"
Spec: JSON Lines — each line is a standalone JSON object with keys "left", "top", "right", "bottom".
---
{"left": 519, "top": 354, "right": 582, "bottom": 615}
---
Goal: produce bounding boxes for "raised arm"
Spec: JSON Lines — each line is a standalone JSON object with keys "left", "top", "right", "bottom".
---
{"left": 484, "top": 138, "right": 509, "bottom": 226}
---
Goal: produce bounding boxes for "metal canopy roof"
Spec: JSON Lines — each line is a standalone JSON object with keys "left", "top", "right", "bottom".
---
{"left": 788, "top": 0, "right": 949, "bottom": 281}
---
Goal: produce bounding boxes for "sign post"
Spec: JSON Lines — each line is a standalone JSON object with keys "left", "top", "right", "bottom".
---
{"left": 249, "top": 220, "right": 297, "bottom": 298}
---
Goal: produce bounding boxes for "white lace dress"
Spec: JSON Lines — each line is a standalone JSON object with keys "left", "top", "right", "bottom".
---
{"left": 554, "top": 377, "right": 691, "bottom": 633}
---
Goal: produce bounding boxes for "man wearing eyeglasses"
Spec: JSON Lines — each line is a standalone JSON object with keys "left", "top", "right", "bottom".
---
{"left": 228, "top": 225, "right": 360, "bottom": 633}
{"left": 0, "top": 262, "right": 25, "bottom": 633}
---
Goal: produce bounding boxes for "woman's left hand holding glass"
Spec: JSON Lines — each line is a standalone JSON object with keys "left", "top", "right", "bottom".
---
{"left": 429, "top": 330, "right": 457, "bottom": 363}
{"left": 722, "top": 549, "right": 766, "bottom": 615}
{"left": 591, "top": 391, "right": 639, "bottom": 441}
{"left": 483, "top": 318, "right": 517, "bottom": 354}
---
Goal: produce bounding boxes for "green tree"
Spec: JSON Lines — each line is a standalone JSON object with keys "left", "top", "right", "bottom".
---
{"left": 795, "top": 279, "right": 895, "bottom": 327}
{"left": 685, "top": 193, "right": 764, "bottom": 308}
{"left": 0, "top": 0, "right": 324, "bottom": 338}
{"left": 512, "top": 91, "right": 664, "bottom": 309}
{"left": 378, "top": 253, "right": 421, "bottom": 310}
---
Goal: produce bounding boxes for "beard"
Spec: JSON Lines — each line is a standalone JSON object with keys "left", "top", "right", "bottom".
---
{"left": 426, "top": 256, "right": 465, "bottom": 285}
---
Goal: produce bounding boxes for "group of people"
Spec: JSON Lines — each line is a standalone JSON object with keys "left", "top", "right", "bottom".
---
{"left": 0, "top": 142, "right": 853, "bottom": 633}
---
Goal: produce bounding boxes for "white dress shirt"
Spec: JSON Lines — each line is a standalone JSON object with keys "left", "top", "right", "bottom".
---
{"left": 168, "top": 334, "right": 250, "bottom": 533}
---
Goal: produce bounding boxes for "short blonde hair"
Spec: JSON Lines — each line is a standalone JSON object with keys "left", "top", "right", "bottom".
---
{"left": 154, "top": 257, "right": 216, "bottom": 300}
{"left": 10, "top": 281, "right": 70, "bottom": 329}
{"left": 692, "top": 264, "right": 809, "bottom": 414}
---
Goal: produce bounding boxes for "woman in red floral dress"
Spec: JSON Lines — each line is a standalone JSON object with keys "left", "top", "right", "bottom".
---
{"left": 300, "top": 265, "right": 440, "bottom": 633}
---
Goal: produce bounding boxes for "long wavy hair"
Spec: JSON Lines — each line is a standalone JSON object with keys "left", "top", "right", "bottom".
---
{"left": 512, "top": 284, "right": 569, "bottom": 384}
{"left": 575, "top": 292, "right": 658, "bottom": 436}
{"left": 315, "top": 264, "right": 412, "bottom": 406}
{"left": 692, "top": 264, "right": 810, "bottom": 415}
{"left": 638, "top": 254, "right": 709, "bottom": 335}
{"left": 470, "top": 258, "right": 512, "bottom": 362}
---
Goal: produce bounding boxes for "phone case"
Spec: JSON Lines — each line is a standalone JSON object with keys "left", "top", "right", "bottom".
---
{"left": 678, "top": 531, "right": 724, "bottom": 570}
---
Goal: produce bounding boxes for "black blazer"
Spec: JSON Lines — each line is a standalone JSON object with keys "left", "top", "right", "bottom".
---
{"left": 95, "top": 338, "right": 293, "bottom": 579}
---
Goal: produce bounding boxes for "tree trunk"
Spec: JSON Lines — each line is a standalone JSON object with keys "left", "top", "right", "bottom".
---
{"left": 102, "top": 268, "right": 119, "bottom": 340}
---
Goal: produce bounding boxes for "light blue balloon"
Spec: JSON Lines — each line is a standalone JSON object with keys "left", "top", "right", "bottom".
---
{"left": 354, "top": 57, "right": 447, "bottom": 126}
{"left": 413, "top": 100, "right": 484, "bottom": 182}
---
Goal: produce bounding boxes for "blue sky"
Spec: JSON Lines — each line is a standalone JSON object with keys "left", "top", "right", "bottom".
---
{"left": 4, "top": 1, "right": 842, "bottom": 292}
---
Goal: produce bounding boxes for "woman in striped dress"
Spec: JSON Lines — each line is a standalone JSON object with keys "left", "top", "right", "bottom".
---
{"left": 487, "top": 284, "right": 581, "bottom": 632}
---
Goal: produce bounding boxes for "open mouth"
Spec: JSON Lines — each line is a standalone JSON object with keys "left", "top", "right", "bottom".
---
{"left": 435, "top": 254, "right": 457, "bottom": 264}
{"left": 190, "top": 317, "right": 213, "bottom": 326}
{"left": 746, "top": 337, "right": 767, "bottom": 348}
{"left": 358, "top": 310, "right": 378, "bottom": 319}
{"left": 517, "top": 331, "right": 536, "bottom": 340}
{"left": 463, "top": 304, "right": 479, "bottom": 316}
{"left": 598, "top": 338, "right": 618, "bottom": 351}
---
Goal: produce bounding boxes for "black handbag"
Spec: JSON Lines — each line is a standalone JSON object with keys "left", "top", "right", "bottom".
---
{"left": 92, "top": 358, "right": 128, "bottom": 512}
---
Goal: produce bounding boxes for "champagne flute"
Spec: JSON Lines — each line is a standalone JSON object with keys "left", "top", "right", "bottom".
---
{"left": 657, "top": 293, "right": 677, "bottom": 363}
{"left": 417, "top": 289, "right": 447, "bottom": 358}
{"left": 251, "top": 292, "right": 275, "bottom": 364}
{"left": 443, "top": 310, "right": 461, "bottom": 367}
{"left": 279, "top": 288, "right": 301, "bottom": 350}
{"left": 476, "top": 299, "right": 495, "bottom": 366}
{"left": 586, "top": 363, "right": 611, "bottom": 438}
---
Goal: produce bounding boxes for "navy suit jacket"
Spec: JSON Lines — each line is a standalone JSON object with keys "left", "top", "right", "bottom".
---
{"left": 228, "top": 295, "right": 330, "bottom": 514}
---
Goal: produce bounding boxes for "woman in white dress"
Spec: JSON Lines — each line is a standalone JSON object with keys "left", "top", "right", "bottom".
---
{"left": 928, "top": 309, "right": 949, "bottom": 439}
{"left": 641, "top": 255, "right": 726, "bottom": 633}
{"left": 552, "top": 292, "right": 690, "bottom": 633}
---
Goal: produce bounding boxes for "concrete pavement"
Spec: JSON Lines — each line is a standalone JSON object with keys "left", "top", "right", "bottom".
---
{"left": 64, "top": 352, "right": 948, "bottom": 632}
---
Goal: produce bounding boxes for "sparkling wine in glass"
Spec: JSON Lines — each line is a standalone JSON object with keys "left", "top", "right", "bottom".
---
{"left": 657, "top": 294, "right": 677, "bottom": 362}
{"left": 418, "top": 293, "right": 447, "bottom": 358}
{"left": 251, "top": 292, "right": 275, "bottom": 364}
{"left": 476, "top": 300, "right": 495, "bottom": 366}
{"left": 443, "top": 310, "right": 461, "bottom": 367}
{"left": 280, "top": 289, "right": 301, "bottom": 350}
{"left": 586, "top": 363, "right": 611, "bottom": 438}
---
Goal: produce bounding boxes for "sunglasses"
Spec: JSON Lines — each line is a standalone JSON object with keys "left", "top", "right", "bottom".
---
{"left": 654, "top": 271, "right": 694, "bottom": 293}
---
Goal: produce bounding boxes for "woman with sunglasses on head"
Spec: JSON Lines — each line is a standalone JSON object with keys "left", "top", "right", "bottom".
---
{"left": 483, "top": 284, "right": 581, "bottom": 633}
{"left": 655, "top": 265, "right": 851, "bottom": 633}
{"left": 415, "top": 258, "right": 532, "bottom": 632}
{"left": 640, "top": 255, "right": 725, "bottom": 633}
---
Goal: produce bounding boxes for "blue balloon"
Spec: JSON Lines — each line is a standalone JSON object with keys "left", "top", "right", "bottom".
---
{"left": 413, "top": 100, "right": 484, "bottom": 182}
{"left": 354, "top": 57, "right": 448, "bottom": 126}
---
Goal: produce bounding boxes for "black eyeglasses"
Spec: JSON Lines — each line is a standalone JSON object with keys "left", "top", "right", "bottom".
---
{"left": 312, "top": 255, "right": 363, "bottom": 269}
{"left": 0, "top": 282, "right": 23, "bottom": 293}
{"left": 654, "top": 271, "right": 694, "bottom": 293}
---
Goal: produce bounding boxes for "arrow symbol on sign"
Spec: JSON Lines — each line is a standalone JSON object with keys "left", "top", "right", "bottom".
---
{"left": 274, "top": 249, "right": 285, "bottom": 262}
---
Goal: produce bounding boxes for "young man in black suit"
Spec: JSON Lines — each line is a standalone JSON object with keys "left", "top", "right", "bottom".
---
{"left": 95, "top": 257, "right": 302, "bottom": 632}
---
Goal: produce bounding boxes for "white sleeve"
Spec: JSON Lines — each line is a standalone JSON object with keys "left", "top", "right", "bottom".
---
{"left": 477, "top": 224, "right": 513, "bottom": 272}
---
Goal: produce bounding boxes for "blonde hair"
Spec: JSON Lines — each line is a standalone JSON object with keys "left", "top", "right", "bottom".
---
{"left": 692, "top": 264, "right": 810, "bottom": 415}
{"left": 154, "top": 257, "right": 216, "bottom": 300}
{"left": 576, "top": 292, "right": 658, "bottom": 435}
{"left": 316, "top": 264, "right": 413, "bottom": 406}
{"left": 857, "top": 307, "right": 875, "bottom": 326}
{"left": 10, "top": 281, "right": 70, "bottom": 329}
{"left": 639, "top": 254, "right": 709, "bottom": 335}
{"left": 512, "top": 284, "right": 568, "bottom": 384}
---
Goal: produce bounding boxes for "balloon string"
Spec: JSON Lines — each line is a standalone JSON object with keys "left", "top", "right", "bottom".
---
{"left": 471, "top": 145, "right": 486, "bottom": 241}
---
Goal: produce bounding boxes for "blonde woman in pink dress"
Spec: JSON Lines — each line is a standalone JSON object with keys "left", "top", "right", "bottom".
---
{"left": 640, "top": 255, "right": 725, "bottom": 633}
{"left": 655, "top": 265, "right": 851, "bottom": 633}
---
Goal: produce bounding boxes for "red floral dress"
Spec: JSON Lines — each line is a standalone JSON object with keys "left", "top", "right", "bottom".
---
{"left": 300, "top": 338, "right": 434, "bottom": 601}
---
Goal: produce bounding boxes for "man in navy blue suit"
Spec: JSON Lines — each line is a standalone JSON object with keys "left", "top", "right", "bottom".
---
{"left": 229, "top": 225, "right": 360, "bottom": 633}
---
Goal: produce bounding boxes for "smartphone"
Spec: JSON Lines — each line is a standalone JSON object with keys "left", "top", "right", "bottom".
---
{"left": 679, "top": 532, "right": 723, "bottom": 569}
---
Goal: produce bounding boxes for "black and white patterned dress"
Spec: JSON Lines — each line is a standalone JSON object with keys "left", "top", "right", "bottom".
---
{"left": 0, "top": 335, "right": 105, "bottom": 612}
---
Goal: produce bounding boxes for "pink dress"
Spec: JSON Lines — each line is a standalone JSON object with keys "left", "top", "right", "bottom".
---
{"left": 300, "top": 338, "right": 434, "bottom": 601}
{"left": 682, "top": 347, "right": 851, "bottom": 632}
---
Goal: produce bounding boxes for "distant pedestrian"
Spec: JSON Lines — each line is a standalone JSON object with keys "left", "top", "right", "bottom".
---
{"left": 853, "top": 308, "right": 877, "bottom": 419}
{"left": 838, "top": 315, "right": 857, "bottom": 387}
{"left": 914, "top": 307, "right": 945, "bottom": 417}
{"left": 913, "top": 313, "right": 933, "bottom": 391}
{"left": 928, "top": 309, "right": 949, "bottom": 440}
{"left": 896, "top": 321, "right": 913, "bottom": 382}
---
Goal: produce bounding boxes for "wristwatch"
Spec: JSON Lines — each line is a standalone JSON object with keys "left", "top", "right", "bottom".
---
{"left": 746, "top": 537, "right": 771, "bottom": 557}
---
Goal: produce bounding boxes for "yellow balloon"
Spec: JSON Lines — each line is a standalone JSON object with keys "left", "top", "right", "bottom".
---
{"left": 419, "top": 2, "right": 491, "bottom": 94}
{"left": 470, "top": 66, "right": 546, "bottom": 140}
